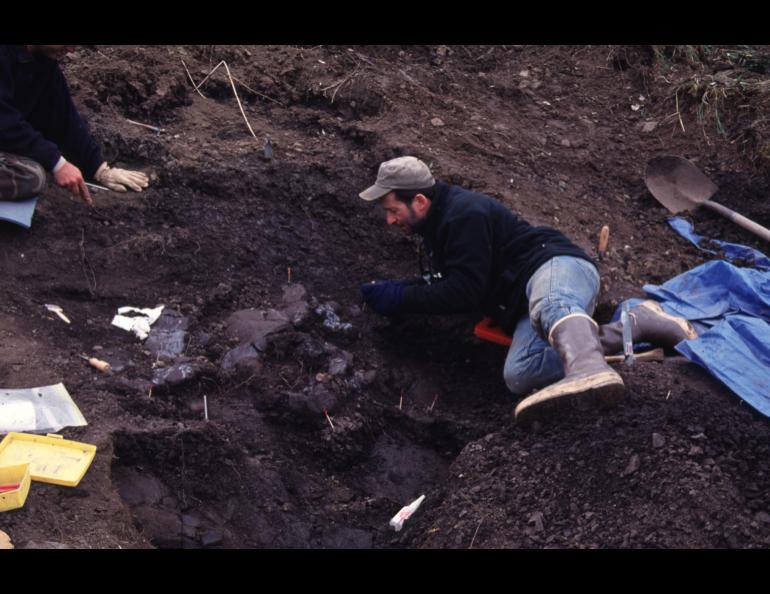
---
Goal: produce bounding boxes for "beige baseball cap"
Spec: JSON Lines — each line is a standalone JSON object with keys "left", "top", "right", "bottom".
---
{"left": 359, "top": 156, "right": 435, "bottom": 201}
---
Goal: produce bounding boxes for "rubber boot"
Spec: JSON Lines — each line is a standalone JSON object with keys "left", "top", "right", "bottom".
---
{"left": 514, "top": 314, "right": 625, "bottom": 425}
{"left": 599, "top": 300, "right": 698, "bottom": 355}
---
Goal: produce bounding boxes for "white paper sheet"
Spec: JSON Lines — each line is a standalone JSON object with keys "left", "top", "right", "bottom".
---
{"left": 0, "top": 383, "right": 87, "bottom": 434}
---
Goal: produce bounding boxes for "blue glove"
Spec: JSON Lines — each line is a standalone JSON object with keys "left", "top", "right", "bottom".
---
{"left": 360, "top": 280, "right": 404, "bottom": 316}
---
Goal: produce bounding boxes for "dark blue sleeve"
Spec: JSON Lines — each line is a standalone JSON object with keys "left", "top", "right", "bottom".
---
{"left": 400, "top": 212, "right": 493, "bottom": 314}
{"left": 37, "top": 67, "right": 104, "bottom": 178}
{"left": 0, "top": 50, "right": 62, "bottom": 170}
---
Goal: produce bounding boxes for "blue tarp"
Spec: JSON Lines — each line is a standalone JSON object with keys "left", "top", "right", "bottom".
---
{"left": 668, "top": 217, "right": 770, "bottom": 271}
{"left": 632, "top": 220, "right": 770, "bottom": 418}
{"left": 675, "top": 315, "right": 770, "bottom": 417}
{"left": 643, "top": 260, "right": 770, "bottom": 329}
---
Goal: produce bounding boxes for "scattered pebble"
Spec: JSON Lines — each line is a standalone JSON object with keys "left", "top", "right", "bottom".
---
{"left": 528, "top": 511, "right": 545, "bottom": 532}
{"left": 328, "top": 357, "right": 348, "bottom": 376}
{"left": 621, "top": 454, "right": 640, "bottom": 477}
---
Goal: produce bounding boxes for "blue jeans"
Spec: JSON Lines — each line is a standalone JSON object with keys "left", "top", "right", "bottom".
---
{"left": 503, "top": 256, "right": 600, "bottom": 396}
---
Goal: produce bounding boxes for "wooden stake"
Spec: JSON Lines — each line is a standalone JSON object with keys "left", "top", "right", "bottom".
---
{"left": 399, "top": 391, "right": 404, "bottom": 410}
{"left": 428, "top": 394, "right": 438, "bottom": 412}
{"left": 288, "top": 267, "right": 292, "bottom": 283}
{"left": 598, "top": 225, "right": 610, "bottom": 260}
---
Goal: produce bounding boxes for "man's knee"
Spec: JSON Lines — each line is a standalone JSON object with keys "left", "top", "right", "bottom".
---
{"left": 503, "top": 346, "right": 566, "bottom": 396}
{"left": 0, "top": 155, "right": 47, "bottom": 201}
{"left": 28, "top": 161, "right": 47, "bottom": 194}
{"left": 526, "top": 256, "right": 600, "bottom": 337}
{"left": 22, "top": 161, "right": 46, "bottom": 196}
{"left": 504, "top": 368, "right": 530, "bottom": 396}
{"left": 503, "top": 357, "right": 546, "bottom": 396}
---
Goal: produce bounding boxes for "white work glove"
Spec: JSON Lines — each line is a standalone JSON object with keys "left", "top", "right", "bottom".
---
{"left": 94, "top": 162, "right": 150, "bottom": 192}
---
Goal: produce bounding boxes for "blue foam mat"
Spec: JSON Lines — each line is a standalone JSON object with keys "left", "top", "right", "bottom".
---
{"left": 0, "top": 196, "right": 38, "bottom": 228}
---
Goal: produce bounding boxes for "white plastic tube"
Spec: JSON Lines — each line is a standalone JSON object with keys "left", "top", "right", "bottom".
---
{"left": 389, "top": 495, "right": 426, "bottom": 532}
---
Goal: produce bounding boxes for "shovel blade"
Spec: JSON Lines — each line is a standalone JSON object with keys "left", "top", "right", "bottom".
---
{"left": 644, "top": 156, "right": 719, "bottom": 214}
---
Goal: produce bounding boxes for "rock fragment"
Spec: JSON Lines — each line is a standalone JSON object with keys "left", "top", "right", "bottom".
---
{"left": 621, "top": 454, "right": 640, "bottom": 477}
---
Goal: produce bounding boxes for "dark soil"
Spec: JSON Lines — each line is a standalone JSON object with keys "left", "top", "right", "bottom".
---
{"left": 2, "top": 44, "right": 770, "bottom": 549}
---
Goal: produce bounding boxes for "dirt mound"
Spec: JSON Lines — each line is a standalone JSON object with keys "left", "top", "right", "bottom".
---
{"left": 1, "top": 45, "right": 769, "bottom": 548}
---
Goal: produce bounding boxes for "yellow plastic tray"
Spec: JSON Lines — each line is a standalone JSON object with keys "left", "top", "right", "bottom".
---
{"left": 0, "top": 463, "right": 31, "bottom": 512}
{"left": 0, "top": 433, "right": 96, "bottom": 487}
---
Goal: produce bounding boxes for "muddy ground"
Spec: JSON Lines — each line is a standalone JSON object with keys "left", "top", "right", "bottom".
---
{"left": 1, "top": 45, "right": 770, "bottom": 549}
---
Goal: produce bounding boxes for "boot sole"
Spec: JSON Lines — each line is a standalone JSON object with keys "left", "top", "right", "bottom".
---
{"left": 639, "top": 300, "right": 698, "bottom": 341}
{"left": 514, "top": 371, "right": 625, "bottom": 426}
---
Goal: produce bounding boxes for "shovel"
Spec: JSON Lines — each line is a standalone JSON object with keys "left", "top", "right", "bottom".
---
{"left": 644, "top": 156, "right": 770, "bottom": 242}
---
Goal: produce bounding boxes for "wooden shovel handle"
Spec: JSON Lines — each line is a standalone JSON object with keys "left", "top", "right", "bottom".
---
{"left": 704, "top": 200, "right": 770, "bottom": 242}
{"left": 605, "top": 348, "right": 665, "bottom": 363}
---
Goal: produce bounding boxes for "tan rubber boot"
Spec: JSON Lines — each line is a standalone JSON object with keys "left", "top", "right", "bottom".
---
{"left": 514, "top": 313, "right": 625, "bottom": 425}
{"left": 599, "top": 300, "right": 698, "bottom": 355}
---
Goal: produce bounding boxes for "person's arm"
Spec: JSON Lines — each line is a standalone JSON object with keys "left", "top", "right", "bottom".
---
{"left": 400, "top": 212, "right": 493, "bottom": 314}
{"left": 399, "top": 276, "right": 429, "bottom": 288}
{"left": 49, "top": 67, "right": 148, "bottom": 193}
{"left": 47, "top": 67, "right": 103, "bottom": 179}
{"left": 0, "top": 56, "right": 92, "bottom": 204}
{"left": 0, "top": 55, "right": 62, "bottom": 171}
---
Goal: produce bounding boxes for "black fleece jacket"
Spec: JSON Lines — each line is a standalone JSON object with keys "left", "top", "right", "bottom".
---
{"left": 400, "top": 181, "right": 594, "bottom": 333}
{"left": 0, "top": 45, "right": 103, "bottom": 178}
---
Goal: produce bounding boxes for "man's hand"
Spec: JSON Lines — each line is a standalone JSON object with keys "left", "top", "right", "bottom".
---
{"left": 95, "top": 163, "right": 149, "bottom": 192}
{"left": 360, "top": 280, "right": 404, "bottom": 316}
{"left": 53, "top": 161, "right": 92, "bottom": 205}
